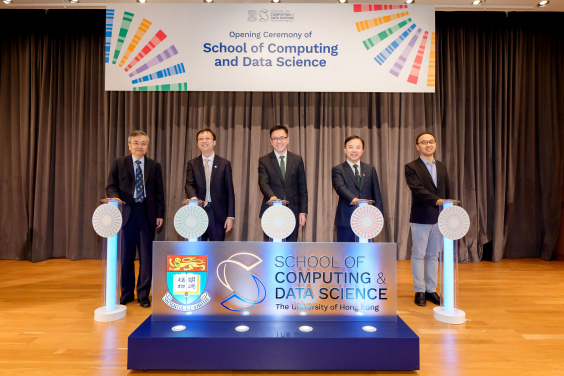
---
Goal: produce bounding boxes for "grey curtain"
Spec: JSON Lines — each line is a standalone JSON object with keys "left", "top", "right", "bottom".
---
{"left": 1, "top": 10, "right": 562, "bottom": 263}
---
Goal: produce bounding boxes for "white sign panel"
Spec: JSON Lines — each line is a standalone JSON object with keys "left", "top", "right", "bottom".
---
{"left": 105, "top": 4, "right": 435, "bottom": 92}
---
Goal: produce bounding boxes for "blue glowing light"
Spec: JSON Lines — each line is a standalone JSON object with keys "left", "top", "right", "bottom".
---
{"left": 106, "top": 200, "right": 119, "bottom": 311}
{"left": 442, "top": 201, "right": 455, "bottom": 314}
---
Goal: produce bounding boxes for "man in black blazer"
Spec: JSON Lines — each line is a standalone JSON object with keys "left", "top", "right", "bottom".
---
{"left": 185, "top": 128, "right": 235, "bottom": 241}
{"left": 332, "top": 135, "right": 384, "bottom": 242}
{"left": 106, "top": 130, "right": 165, "bottom": 308}
{"left": 258, "top": 125, "right": 308, "bottom": 242}
{"left": 405, "top": 132, "right": 452, "bottom": 307}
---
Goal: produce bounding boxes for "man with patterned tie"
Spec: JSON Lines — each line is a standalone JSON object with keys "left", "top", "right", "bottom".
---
{"left": 258, "top": 125, "right": 308, "bottom": 242}
{"left": 405, "top": 132, "right": 452, "bottom": 307}
{"left": 106, "top": 130, "right": 165, "bottom": 308}
{"left": 185, "top": 128, "right": 235, "bottom": 241}
{"left": 331, "top": 135, "right": 384, "bottom": 242}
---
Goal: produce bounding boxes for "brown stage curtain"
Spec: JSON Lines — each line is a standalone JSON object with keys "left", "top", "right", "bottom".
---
{"left": 1, "top": 10, "right": 562, "bottom": 263}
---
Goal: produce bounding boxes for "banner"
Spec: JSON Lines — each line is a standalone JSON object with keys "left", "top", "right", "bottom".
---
{"left": 105, "top": 4, "right": 435, "bottom": 92}
{"left": 152, "top": 241, "right": 397, "bottom": 321}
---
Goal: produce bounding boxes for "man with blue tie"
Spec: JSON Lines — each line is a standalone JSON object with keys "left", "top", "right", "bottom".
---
{"left": 106, "top": 130, "right": 165, "bottom": 308}
{"left": 405, "top": 132, "right": 452, "bottom": 307}
{"left": 331, "top": 135, "right": 384, "bottom": 242}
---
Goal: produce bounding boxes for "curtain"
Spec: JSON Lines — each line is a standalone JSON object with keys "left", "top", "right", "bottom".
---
{"left": 0, "top": 10, "right": 562, "bottom": 263}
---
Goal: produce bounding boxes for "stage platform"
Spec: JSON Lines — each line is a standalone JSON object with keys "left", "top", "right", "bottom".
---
{"left": 127, "top": 315, "right": 419, "bottom": 371}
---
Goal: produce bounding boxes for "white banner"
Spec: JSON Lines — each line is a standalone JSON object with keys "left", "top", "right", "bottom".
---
{"left": 105, "top": 4, "right": 435, "bottom": 92}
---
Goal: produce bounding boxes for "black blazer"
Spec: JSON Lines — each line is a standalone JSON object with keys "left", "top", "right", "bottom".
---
{"left": 405, "top": 158, "right": 452, "bottom": 224}
{"left": 258, "top": 151, "right": 308, "bottom": 218}
{"left": 105, "top": 155, "right": 165, "bottom": 228}
{"left": 185, "top": 154, "right": 235, "bottom": 224}
{"left": 331, "top": 161, "right": 384, "bottom": 227}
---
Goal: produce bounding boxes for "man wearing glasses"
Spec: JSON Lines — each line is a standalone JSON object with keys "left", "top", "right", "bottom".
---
{"left": 106, "top": 130, "right": 165, "bottom": 308}
{"left": 258, "top": 125, "right": 308, "bottom": 241}
{"left": 405, "top": 132, "right": 452, "bottom": 307}
{"left": 185, "top": 128, "right": 235, "bottom": 241}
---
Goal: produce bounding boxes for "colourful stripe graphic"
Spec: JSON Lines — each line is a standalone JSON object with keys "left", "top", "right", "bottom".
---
{"left": 407, "top": 31, "right": 429, "bottom": 84}
{"left": 124, "top": 30, "right": 168, "bottom": 73}
{"left": 133, "top": 82, "right": 188, "bottom": 91}
{"left": 132, "top": 63, "right": 186, "bottom": 84}
{"left": 112, "top": 11, "right": 135, "bottom": 65}
{"left": 356, "top": 11, "right": 409, "bottom": 32}
{"left": 374, "top": 24, "right": 416, "bottom": 65}
{"left": 128, "top": 45, "right": 179, "bottom": 78}
{"left": 426, "top": 32, "right": 436, "bottom": 87}
{"left": 119, "top": 18, "right": 152, "bottom": 67}
{"left": 354, "top": 4, "right": 407, "bottom": 13}
{"left": 362, "top": 18, "right": 412, "bottom": 51}
{"left": 389, "top": 28, "right": 422, "bottom": 77}
{"left": 105, "top": 9, "right": 115, "bottom": 64}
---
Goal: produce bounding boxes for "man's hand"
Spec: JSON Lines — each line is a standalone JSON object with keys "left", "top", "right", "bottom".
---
{"left": 224, "top": 218, "right": 234, "bottom": 232}
{"left": 436, "top": 199, "right": 451, "bottom": 206}
{"left": 156, "top": 218, "right": 164, "bottom": 228}
{"left": 351, "top": 198, "right": 360, "bottom": 205}
{"left": 299, "top": 214, "right": 307, "bottom": 227}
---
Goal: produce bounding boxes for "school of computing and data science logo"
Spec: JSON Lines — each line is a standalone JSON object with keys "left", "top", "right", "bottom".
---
{"left": 248, "top": 9, "right": 295, "bottom": 23}
{"left": 216, "top": 253, "right": 266, "bottom": 312}
{"left": 163, "top": 255, "right": 211, "bottom": 311}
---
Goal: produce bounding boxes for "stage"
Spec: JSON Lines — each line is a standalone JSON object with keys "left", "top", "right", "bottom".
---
{"left": 0, "top": 258, "right": 563, "bottom": 375}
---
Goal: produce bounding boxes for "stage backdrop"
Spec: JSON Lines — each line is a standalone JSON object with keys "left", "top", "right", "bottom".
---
{"left": 104, "top": 4, "right": 435, "bottom": 92}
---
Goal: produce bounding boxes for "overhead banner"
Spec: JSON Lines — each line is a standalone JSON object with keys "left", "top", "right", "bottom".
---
{"left": 152, "top": 241, "right": 397, "bottom": 321}
{"left": 105, "top": 4, "right": 435, "bottom": 92}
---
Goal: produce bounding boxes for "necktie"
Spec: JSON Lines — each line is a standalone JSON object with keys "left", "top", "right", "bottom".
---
{"left": 204, "top": 158, "right": 211, "bottom": 205}
{"left": 280, "top": 156, "right": 285, "bottom": 180}
{"left": 353, "top": 164, "right": 360, "bottom": 186}
{"left": 134, "top": 160, "right": 145, "bottom": 203}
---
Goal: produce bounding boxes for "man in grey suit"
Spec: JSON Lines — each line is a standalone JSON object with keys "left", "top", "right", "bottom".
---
{"left": 258, "top": 125, "right": 308, "bottom": 242}
{"left": 332, "top": 135, "right": 384, "bottom": 242}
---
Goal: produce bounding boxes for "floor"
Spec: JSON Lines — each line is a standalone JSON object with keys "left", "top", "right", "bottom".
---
{"left": 0, "top": 258, "right": 563, "bottom": 376}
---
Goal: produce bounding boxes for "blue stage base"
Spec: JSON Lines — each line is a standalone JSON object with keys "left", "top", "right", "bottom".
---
{"left": 128, "top": 315, "right": 419, "bottom": 371}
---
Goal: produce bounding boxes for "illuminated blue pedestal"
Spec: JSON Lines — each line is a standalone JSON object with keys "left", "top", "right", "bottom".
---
{"left": 128, "top": 315, "right": 419, "bottom": 371}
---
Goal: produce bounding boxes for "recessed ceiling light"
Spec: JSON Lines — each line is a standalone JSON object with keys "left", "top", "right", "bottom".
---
{"left": 171, "top": 325, "right": 186, "bottom": 331}
{"left": 338, "top": 0, "right": 348, "bottom": 3}
{"left": 137, "top": 0, "right": 146, "bottom": 3}
{"left": 70, "top": 0, "right": 79, "bottom": 3}
{"left": 538, "top": 1, "right": 549, "bottom": 7}
{"left": 2, "top": 0, "right": 12, "bottom": 4}
{"left": 235, "top": 325, "right": 249, "bottom": 332}
{"left": 271, "top": 0, "right": 280, "bottom": 3}
{"left": 362, "top": 326, "right": 377, "bottom": 332}
{"left": 204, "top": 0, "right": 213, "bottom": 3}
{"left": 299, "top": 325, "right": 313, "bottom": 332}
{"left": 472, "top": 0, "right": 482, "bottom": 5}
{"left": 405, "top": 0, "right": 414, "bottom": 4}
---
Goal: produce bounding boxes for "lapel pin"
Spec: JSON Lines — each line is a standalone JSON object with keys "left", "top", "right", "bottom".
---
{"left": 363, "top": 174, "right": 365, "bottom": 176}
{"left": 215, "top": 166, "right": 217, "bottom": 168}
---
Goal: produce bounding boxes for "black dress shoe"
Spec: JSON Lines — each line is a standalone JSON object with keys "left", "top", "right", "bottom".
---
{"left": 139, "top": 297, "right": 151, "bottom": 308}
{"left": 425, "top": 292, "right": 441, "bottom": 305}
{"left": 120, "top": 296, "right": 134, "bottom": 305}
{"left": 414, "top": 292, "right": 426, "bottom": 306}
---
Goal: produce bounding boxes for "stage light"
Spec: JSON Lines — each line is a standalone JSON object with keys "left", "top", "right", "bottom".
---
{"left": 271, "top": 0, "right": 280, "bottom": 3}
{"left": 338, "top": 0, "right": 348, "bottom": 4}
{"left": 2, "top": 0, "right": 12, "bottom": 4}
{"left": 472, "top": 0, "right": 482, "bottom": 5}
{"left": 538, "top": 1, "right": 549, "bottom": 7}
{"left": 405, "top": 0, "right": 414, "bottom": 4}
{"left": 137, "top": 0, "right": 146, "bottom": 3}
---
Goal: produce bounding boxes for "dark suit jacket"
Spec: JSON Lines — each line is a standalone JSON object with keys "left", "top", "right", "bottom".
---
{"left": 185, "top": 154, "right": 235, "bottom": 224}
{"left": 332, "top": 161, "right": 384, "bottom": 227}
{"left": 105, "top": 155, "right": 165, "bottom": 228}
{"left": 258, "top": 151, "right": 308, "bottom": 218}
{"left": 405, "top": 158, "right": 452, "bottom": 224}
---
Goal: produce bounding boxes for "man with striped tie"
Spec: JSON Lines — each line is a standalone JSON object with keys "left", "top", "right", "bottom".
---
{"left": 331, "top": 135, "right": 384, "bottom": 242}
{"left": 106, "top": 130, "right": 165, "bottom": 308}
{"left": 185, "top": 128, "right": 235, "bottom": 241}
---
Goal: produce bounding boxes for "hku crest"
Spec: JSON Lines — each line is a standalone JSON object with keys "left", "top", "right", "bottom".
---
{"left": 247, "top": 10, "right": 257, "bottom": 22}
{"left": 162, "top": 255, "right": 211, "bottom": 311}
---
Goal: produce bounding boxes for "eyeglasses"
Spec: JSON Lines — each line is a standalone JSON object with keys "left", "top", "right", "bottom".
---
{"left": 198, "top": 137, "right": 213, "bottom": 142}
{"left": 417, "top": 140, "right": 436, "bottom": 146}
{"left": 130, "top": 142, "right": 147, "bottom": 147}
{"left": 271, "top": 136, "right": 288, "bottom": 142}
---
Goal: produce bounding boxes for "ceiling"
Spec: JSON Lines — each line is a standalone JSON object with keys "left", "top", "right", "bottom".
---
{"left": 1, "top": 0, "right": 562, "bottom": 12}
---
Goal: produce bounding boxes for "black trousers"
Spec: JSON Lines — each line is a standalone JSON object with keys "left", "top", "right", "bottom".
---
{"left": 201, "top": 203, "right": 226, "bottom": 241}
{"left": 120, "top": 202, "right": 155, "bottom": 300}
{"left": 337, "top": 225, "right": 356, "bottom": 242}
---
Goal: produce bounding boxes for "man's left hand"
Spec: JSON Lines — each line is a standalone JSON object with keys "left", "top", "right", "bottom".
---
{"left": 299, "top": 214, "right": 307, "bottom": 227}
{"left": 224, "top": 218, "right": 234, "bottom": 232}
{"left": 156, "top": 218, "right": 164, "bottom": 228}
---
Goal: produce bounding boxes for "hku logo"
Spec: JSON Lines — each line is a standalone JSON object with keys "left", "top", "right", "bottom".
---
{"left": 247, "top": 10, "right": 257, "bottom": 22}
{"left": 162, "top": 255, "right": 211, "bottom": 311}
{"left": 259, "top": 9, "right": 269, "bottom": 22}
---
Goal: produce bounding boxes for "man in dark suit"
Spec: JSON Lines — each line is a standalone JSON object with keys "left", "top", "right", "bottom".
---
{"left": 106, "top": 130, "right": 165, "bottom": 308}
{"left": 258, "top": 125, "right": 308, "bottom": 242}
{"left": 331, "top": 135, "right": 384, "bottom": 242}
{"left": 185, "top": 128, "right": 235, "bottom": 241}
{"left": 405, "top": 132, "right": 452, "bottom": 307}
